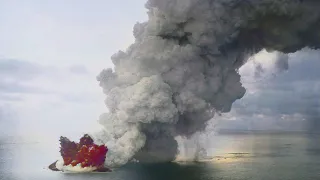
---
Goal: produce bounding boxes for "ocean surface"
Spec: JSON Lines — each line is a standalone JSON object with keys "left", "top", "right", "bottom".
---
{"left": 1, "top": 132, "right": 320, "bottom": 180}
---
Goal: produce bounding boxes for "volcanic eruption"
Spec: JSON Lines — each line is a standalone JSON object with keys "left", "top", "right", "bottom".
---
{"left": 91, "top": 0, "right": 320, "bottom": 168}
{"left": 49, "top": 134, "right": 110, "bottom": 172}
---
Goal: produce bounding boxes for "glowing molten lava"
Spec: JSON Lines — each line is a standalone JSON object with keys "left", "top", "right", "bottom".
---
{"left": 59, "top": 134, "right": 108, "bottom": 168}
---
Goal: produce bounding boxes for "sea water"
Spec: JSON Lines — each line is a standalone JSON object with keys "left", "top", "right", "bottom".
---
{"left": 1, "top": 132, "right": 320, "bottom": 180}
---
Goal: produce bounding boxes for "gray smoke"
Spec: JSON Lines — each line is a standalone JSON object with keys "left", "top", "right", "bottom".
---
{"left": 94, "top": 0, "right": 320, "bottom": 167}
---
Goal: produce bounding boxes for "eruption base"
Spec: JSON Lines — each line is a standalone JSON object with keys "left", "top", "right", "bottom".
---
{"left": 48, "top": 161, "right": 112, "bottom": 173}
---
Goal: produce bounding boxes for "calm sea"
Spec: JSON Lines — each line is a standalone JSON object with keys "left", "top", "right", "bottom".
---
{"left": 1, "top": 132, "right": 320, "bottom": 180}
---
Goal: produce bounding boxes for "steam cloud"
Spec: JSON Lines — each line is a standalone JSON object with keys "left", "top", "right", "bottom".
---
{"left": 94, "top": 0, "right": 320, "bottom": 167}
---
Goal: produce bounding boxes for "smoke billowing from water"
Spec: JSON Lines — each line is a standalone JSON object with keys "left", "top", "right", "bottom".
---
{"left": 94, "top": 0, "right": 320, "bottom": 167}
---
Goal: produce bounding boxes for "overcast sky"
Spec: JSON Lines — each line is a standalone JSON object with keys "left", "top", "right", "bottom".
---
{"left": 1, "top": 1, "right": 320, "bottom": 141}
{"left": 0, "top": 0, "right": 147, "bottom": 140}
{"left": 218, "top": 49, "right": 320, "bottom": 132}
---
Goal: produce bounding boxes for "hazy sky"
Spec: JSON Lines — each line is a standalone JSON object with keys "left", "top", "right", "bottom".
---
{"left": 1, "top": 1, "right": 320, "bottom": 141}
{"left": 0, "top": 0, "right": 147, "bottom": 140}
{"left": 0, "top": 0, "right": 147, "bottom": 72}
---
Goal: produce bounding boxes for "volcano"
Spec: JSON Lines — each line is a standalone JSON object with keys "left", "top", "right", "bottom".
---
{"left": 48, "top": 134, "right": 111, "bottom": 172}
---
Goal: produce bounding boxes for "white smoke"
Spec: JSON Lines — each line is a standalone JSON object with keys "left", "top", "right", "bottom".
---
{"left": 239, "top": 49, "right": 289, "bottom": 83}
{"left": 55, "top": 159, "right": 98, "bottom": 172}
{"left": 95, "top": 0, "right": 320, "bottom": 167}
{"left": 250, "top": 50, "right": 289, "bottom": 78}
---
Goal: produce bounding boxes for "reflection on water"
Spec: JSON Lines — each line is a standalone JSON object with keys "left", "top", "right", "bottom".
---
{"left": 1, "top": 133, "right": 320, "bottom": 180}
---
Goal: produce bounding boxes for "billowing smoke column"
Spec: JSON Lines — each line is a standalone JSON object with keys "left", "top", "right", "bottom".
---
{"left": 95, "top": 0, "right": 320, "bottom": 167}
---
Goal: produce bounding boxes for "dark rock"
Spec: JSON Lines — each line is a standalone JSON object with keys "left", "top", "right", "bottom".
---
{"left": 48, "top": 161, "right": 60, "bottom": 171}
{"left": 94, "top": 166, "right": 112, "bottom": 172}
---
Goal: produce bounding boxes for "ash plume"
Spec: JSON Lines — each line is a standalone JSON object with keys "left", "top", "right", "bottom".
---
{"left": 95, "top": 0, "right": 320, "bottom": 167}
